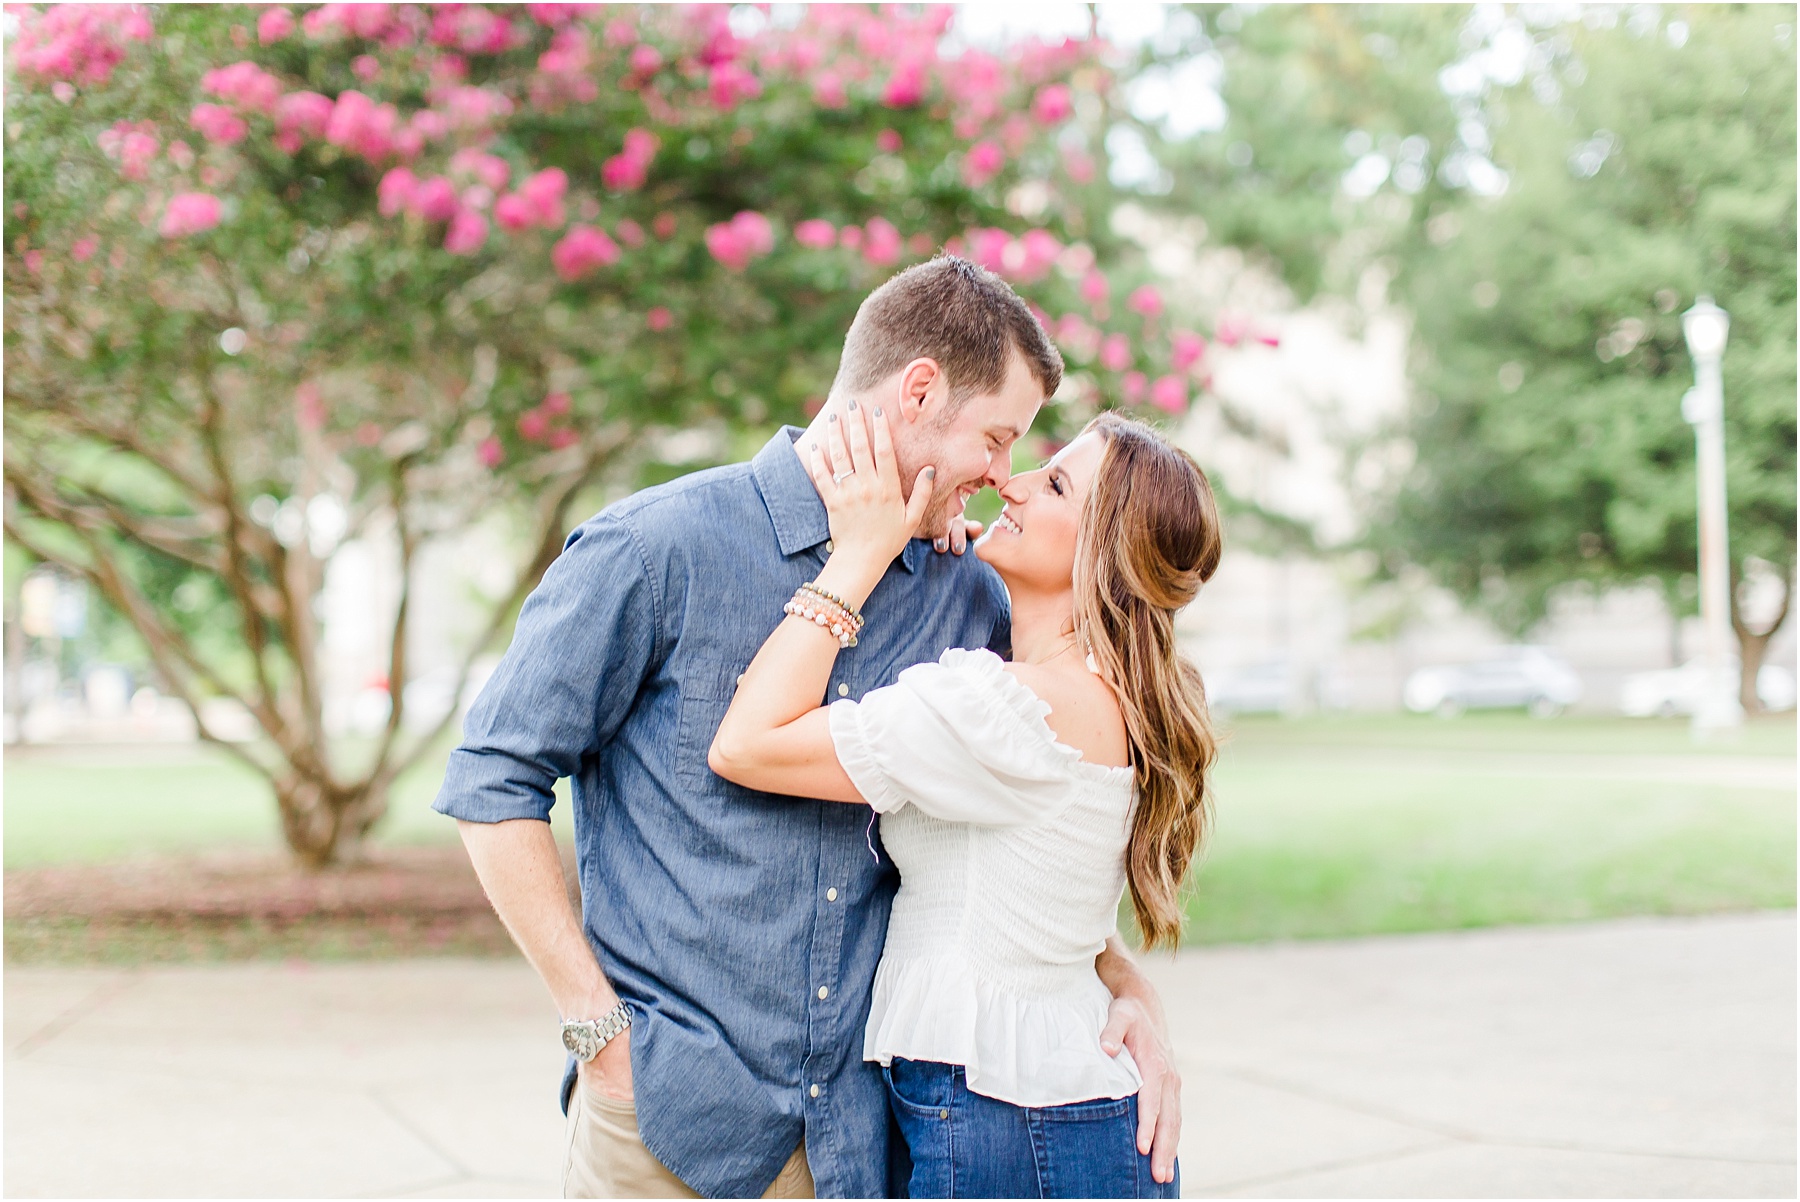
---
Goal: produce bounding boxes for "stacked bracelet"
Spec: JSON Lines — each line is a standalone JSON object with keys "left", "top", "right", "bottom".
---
{"left": 797, "top": 581, "right": 865, "bottom": 627}
{"left": 784, "top": 582, "right": 865, "bottom": 648}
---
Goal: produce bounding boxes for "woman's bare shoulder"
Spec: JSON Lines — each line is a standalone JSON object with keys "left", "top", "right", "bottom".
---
{"left": 1002, "top": 660, "right": 1131, "bottom": 770}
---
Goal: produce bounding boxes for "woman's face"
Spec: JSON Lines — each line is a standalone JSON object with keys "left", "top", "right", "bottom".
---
{"left": 974, "top": 431, "right": 1107, "bottom": 593}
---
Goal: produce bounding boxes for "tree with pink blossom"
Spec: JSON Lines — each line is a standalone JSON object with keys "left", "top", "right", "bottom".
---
{"left": 5, "top": 3, "right": 1219, "bottom": 867}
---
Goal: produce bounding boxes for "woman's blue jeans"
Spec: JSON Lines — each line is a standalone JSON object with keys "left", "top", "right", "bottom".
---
{"left": 884, "top": 1058, "right": 1180, "bottom": 1199}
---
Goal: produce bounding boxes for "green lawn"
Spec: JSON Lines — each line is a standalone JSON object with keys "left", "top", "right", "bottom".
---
{"left": 6, "top": 714, "right": 1794, "bottom": 948}
{"left": 3, "top": 742, "right": 574, "bottom": 868}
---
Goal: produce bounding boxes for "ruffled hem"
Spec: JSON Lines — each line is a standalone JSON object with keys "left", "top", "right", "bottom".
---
{"left": 863, "top": 952, "right": 1143, "bottom": 1109}
{"left": 936, "top": 648, "right": 1134, "bottom": 787}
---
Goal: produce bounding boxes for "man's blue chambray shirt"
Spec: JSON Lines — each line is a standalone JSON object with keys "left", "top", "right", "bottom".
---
{"left": 433, "top": 428, "right": 1010, "bottom": 1199}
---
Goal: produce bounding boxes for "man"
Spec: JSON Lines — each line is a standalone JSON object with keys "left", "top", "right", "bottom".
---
{"left": 435, "top": 257, "right": 1182, "bottom": 1199}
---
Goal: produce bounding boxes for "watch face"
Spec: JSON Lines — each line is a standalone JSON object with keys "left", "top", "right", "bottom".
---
{"left": 563, "top": 1025, "right": 594, "bottom": 1058}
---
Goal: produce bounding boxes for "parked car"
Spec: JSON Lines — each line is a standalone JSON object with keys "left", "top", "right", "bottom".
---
{"left": 1619, "top": 658, "right": 1797, "bottom": 717}
{"left": 1403, "top": 646, "right": 1583, "bottom": 718}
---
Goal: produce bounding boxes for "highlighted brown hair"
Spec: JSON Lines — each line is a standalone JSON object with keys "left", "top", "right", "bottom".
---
{"left": 1074, "top": 412, "right": 1224, "bottom": 950}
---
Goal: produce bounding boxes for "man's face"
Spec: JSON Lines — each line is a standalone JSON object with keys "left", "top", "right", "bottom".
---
{"left": 892, "top": 351, "right": 1045, "bottom": 536}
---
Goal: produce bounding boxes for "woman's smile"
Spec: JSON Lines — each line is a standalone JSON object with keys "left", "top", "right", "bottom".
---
{"left": 993, "top": 509, "right": 1024, "bottom": 535}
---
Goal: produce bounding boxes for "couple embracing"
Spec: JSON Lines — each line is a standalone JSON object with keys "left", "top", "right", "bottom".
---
{"left": 435, "top": 256, "right": 1223, "bottom": 1199}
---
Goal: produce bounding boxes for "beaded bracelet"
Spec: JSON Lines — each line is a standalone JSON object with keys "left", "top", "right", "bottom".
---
{"left": 797, "top": 580, "right": 865, "bottom": 628}
{"left": 784, "top": 588, "right": 862, "bottom": 648}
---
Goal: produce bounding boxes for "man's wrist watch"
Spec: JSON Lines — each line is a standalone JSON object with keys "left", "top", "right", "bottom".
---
{"left": 561, "top": 1000, "right": 633, "bottom": 1064}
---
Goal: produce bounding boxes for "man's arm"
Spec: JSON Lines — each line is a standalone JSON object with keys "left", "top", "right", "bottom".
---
{"left": 433, "top": 515, "right": 664, "bottom": 1101}
{"left": 458, "top": 817, "right": 634, "bottom": 1098}
{"left": 1097, "top": 935, "right": 1182, "bottom": 1184}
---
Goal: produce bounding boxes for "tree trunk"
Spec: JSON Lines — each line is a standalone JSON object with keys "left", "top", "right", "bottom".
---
{"left": 275, "top": 773, "right": 390, "bottom": 870}
{"left": 1731, "top": 566, "right": 1793, "bottom": 716}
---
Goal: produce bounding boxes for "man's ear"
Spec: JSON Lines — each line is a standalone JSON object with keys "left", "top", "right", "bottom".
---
{"left": 894, "top": 357, "right": 942, "bottom": 425}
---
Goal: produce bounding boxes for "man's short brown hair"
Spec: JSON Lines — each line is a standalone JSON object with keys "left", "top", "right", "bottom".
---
{"left": 831, "top": 256, "right": 1064, "bottom": 414}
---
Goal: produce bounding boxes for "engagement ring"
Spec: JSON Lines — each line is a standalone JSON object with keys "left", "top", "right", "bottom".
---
{"left": 833, "top": 470, "right": 854, "bottom": 485}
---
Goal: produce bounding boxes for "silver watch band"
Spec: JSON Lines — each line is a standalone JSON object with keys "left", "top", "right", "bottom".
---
{"left": 562, "top": 1000, "right": 633, "bottom": 1063}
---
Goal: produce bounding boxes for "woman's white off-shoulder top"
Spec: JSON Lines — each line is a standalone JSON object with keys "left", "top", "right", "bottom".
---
{"left": 828, "top": 647, "right": 1142, "bottom": 1108}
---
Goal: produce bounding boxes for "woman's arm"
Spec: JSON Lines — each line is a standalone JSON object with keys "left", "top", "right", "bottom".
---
{"left": 708, "top": 400, "right": 935, "bottom": 802}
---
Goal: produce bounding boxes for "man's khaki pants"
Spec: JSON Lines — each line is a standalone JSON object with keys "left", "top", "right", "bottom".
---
{"left": 563, "top": 1073, "right": 815, "bottom": 1199}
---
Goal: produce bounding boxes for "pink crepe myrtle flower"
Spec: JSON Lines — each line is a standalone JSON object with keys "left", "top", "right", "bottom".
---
{"left": 708, "top": 62, "right": 762, "bottom": 110}
{"left": 881, "top": 59, "right": 926, "bottom": 108}
{"left": 1255, "top": 330, "right": 1281, "bottom": 348}
{"left": 450, "top": 148, "right": 510, "bottom": 192}
{"left": 616, "top": 219, "right": 645, "bottom": 247}
{"left": 118, "top": 130, "right": 159, "bottom": 180}
{"left": 1214, "top": 315, "right": 1246, "bottom": 347}
{"left": 477, "top": 436, "right": 504, "bottom": 468}
{"left": 1018, "top": 229, "right": 1061, "bottom": 278}
{"left": 646, "top": 306, "right": 673, "bottom": 331}
{"left": 159, "top": 192, "right": 223, "bottom": 238}
{"left": 605, "top": 16, "right": 638, "bottom": 45}
{"left": 258, "top": 7, "right": 295, "bottom": 44}
{"left": 493, "top": 192, "right": 533, "bottom": 230}
{"left": 547, "top": 427, "right": 580, "bottom": 450}
{"left": 629, "top": 43, "right": 663, "bottom": 75}
{"left": 705, "top": 211, "right": 775, "bottom": 272}
{"left": 444, "top": 209, "right": 489, "bottom": 255}
{"left": 812, "top": 71, "right": 847, "bottom": 109}
{"left": 1099, "top": 333, "right": 1132, "bottom": 373}
{"left": 1127, "top": 285, "right": 1164, "bottom": 319}
{"left": 11, "top": 3, "right": 153, "bottom": 87}
{"left": 551, "top": 225, "right": 621, "bottom": 281}
{"left": 652, "top": 213, "right": 677, "bottom": 240}
{"left": 963, "top": 141, "right": 1004, "bottom": 188}
{"left": 408, "top": 176, "right": 459, "bottom": 222}
{"left": 542, "top": 391, "right": 571, "bottom": 415}
{"left": 460, "top": 185, "right": 493, "bottom": 211}
{"left": 601, "top": 129, "right": 658, "bottom": 192}
{"left": 1121, "top": 371, "right": 1147, "bottom": 404}
{"left": 71, "top": 236, "right": 100, "bottom": 262}
{"left": 1063, "top": 148, "right": 1097, "bottom": 185}
{"left": 967, "top": 228, "right": 1010, "bottom": 274}
{"left": 876, "top": 129, "right": 903, "bottom": 154}
{"left": 1032, "top": 83, "right": 1073, "bottom": 125}
{"left": 295, "top": 382, "right": 326, "bottom": 431}
{"left": 518, "top": 168, "right": 568, "bottom": 227}
{"left": 377, "top": 167, "right": 415, "bottom": 216}
{"left": 838, "top": 224, "right": 863, "bottom": 250}
{"left": 862, "top": 217, "right": 903, "bottom": 267}
{"left": 1080, "top": 268, "right": 1108, "bottom": 307}
{"left": 793, "top": 219, "right": 836, "bottom": 250}
{"left": 1172, "top": 331, "right": 1207, "bottom": 371}
{"left": 201, "top": 61, "right": 282, "bottom": 113}
{"left": 352, "top": 54, "right": 381, "bottom": 82}
{"left": 190, "top": 104, "right": 247, "bottom": 145}
{"left": 1149, "top": 375, "right": 1188, "bottom": 414}
{"left": 276, "top": 91, "right": 334, "bottom": 151}
{"left": 168, "top": 139, "right": 196, "bottom": 170}
{"left": 24, "top": 249, "right": 44, "bottom": 275}
{"left": 517, "top": 409, "right": 550, "bottom": 441}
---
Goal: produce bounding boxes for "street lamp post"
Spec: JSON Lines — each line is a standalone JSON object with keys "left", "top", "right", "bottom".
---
{"left": 1679, "top": 295, "right": 1742, "bottom": 737}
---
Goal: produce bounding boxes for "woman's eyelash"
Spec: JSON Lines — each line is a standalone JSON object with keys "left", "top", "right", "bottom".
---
{"left": 1049, "top": 476, "right": 1065, "bottom": 495}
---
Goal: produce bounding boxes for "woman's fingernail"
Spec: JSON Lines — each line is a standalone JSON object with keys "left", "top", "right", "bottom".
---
{"left": 934, "top": 538, "right": 948, "bottom": 552}
{"left": 829, "top": 413, "right": 837, "bottom": 422}
{"left": 874, "top": 407, "right": 883, "bottom": 417}
{"left": 924, "top": 466, "right": 936, "bottom": 480}
{"left": 847, "top": 398, "right": 858, "bottom": 411}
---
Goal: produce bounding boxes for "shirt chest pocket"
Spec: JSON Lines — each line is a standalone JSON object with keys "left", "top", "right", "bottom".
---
{"left": 674, "top": 658, "right": 753, "bottom": 796}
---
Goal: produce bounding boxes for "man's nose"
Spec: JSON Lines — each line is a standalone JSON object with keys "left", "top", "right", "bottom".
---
{"left": 985, "top": 449, "right": 1011, "bottom": 489}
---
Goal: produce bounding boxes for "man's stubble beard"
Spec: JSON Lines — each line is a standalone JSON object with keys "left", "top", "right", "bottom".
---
{"left": 895, "top": 426, "right": 974, "bottom": 539}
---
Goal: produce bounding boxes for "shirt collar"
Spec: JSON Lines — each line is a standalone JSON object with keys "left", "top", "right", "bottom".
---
{"left": 751, "top": 427, "right": 919, "bottom": 574}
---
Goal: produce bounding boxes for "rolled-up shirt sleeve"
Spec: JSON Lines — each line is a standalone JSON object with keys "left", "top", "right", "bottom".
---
{"left": 827, "top": 651, "right": 1078, "bottom": 827}
{"left": 434, "top": 515, "right": 662, "bottom": 824}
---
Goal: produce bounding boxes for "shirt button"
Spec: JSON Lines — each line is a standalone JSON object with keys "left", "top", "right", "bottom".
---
{"left": 735, "top": 673, "right": 745, "bottom": 687}
{"left": 826, "top": 887, "right": 838, "bottom": 902}
{"left": 817, "top": 986, "right": 829, "bottom": 1000}
{"left": 810, "top": 1084, "right": 821, "bottom": 1099}
{"left": 825, "top": 540, "right": 835, "bottom": 553}
{"left": 838, "top": 683, "right": 850, "bottom": 697}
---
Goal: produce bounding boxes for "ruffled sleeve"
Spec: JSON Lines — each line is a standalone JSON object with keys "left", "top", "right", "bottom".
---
{"left": 828, "top": 647, "right": 1082, "bottom": 826}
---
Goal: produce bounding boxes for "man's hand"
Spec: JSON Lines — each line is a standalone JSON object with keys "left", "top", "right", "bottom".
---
{"left": 1099, "top": 995, "right": 1181, "bottom": 1183}
{"left": 931, "top": 516, "right": 985, "bottom": 555}
{"left": 578, "top": 1027, "right": 634, "bottom": 1102}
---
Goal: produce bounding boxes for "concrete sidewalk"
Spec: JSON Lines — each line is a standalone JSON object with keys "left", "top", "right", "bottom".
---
{"left": 6, "top": 911, "right": 1793, "bottom": 1198}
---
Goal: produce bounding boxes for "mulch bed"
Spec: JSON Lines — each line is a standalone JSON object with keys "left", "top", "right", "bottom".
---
{"left": 5, "top": 844, "right": 579, "bottom": 964}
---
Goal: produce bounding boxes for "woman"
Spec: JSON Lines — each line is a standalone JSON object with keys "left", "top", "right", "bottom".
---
{"left": 709, "top": 403, "right": 1222, "bottom": 1198}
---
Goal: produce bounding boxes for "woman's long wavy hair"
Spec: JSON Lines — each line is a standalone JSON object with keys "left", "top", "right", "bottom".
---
{"left": 1073, "top": 413, "right": 1224, "bottom": 950}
